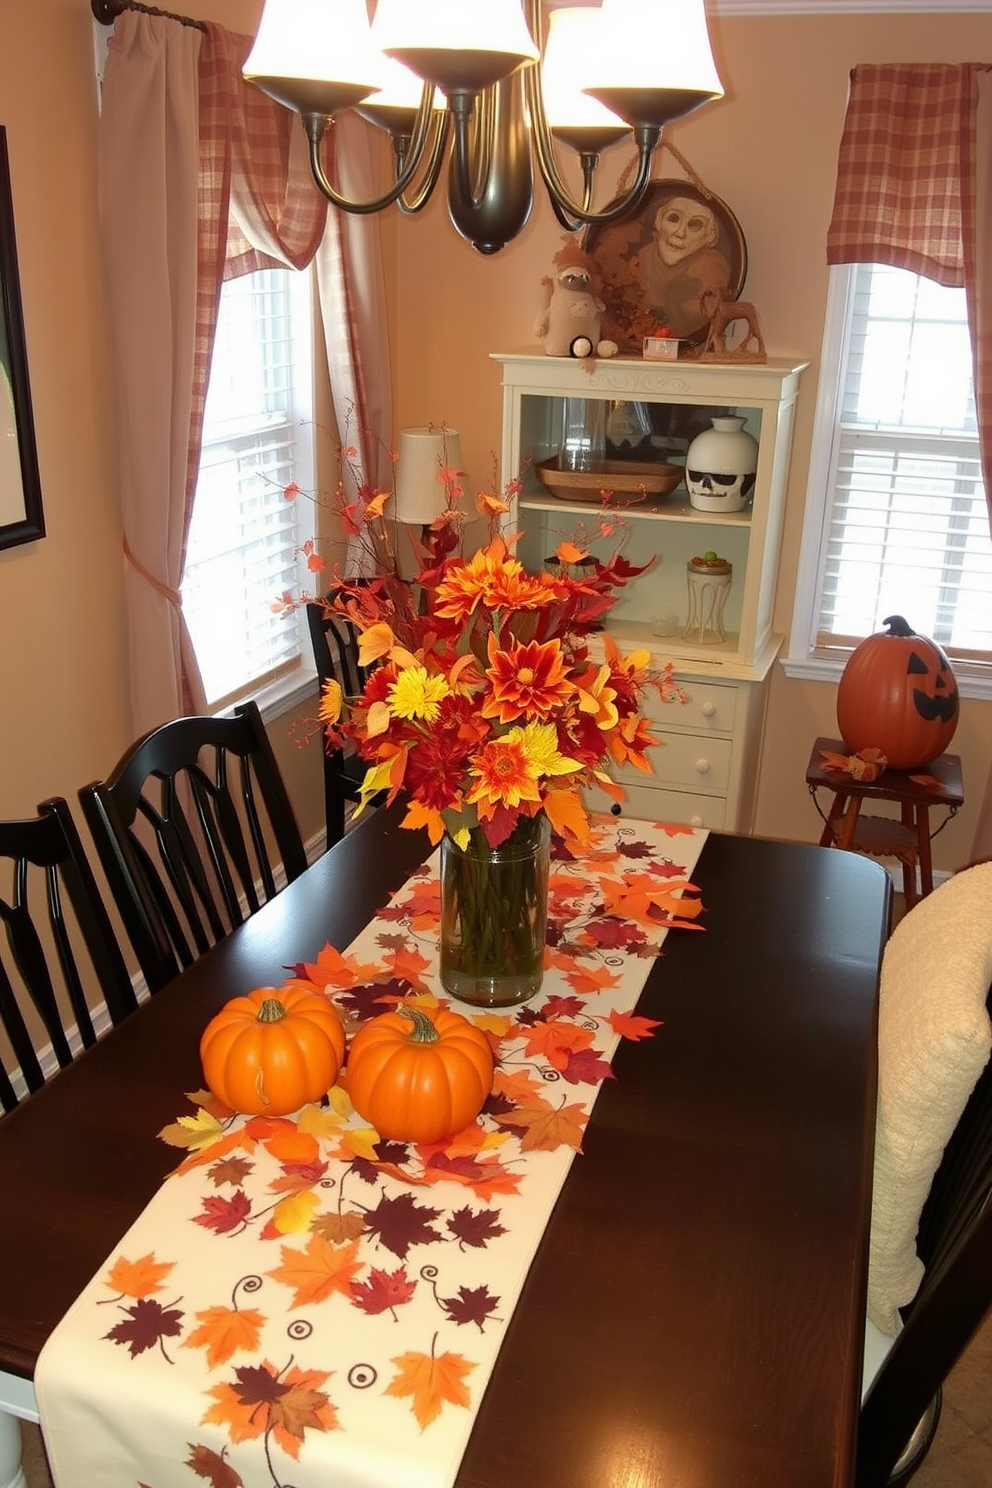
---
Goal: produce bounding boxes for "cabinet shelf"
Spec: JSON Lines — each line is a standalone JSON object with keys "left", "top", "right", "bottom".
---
{"left": 493, "top": 350, "right": 807, "bottom": 833}
{"left": 519, "top": 491, "right": 753, "bottom": 526}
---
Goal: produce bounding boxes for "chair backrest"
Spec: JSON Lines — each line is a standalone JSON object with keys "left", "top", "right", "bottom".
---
{"left": 79, "top": 701, "right": 308, "bottom": 995}
{"left": 306, "top": 601, "right": 371, "bottom": 846}
{"left": 0, "top": 797, "right": 138, "bottom": 1113}
{"left": 857, "top": 863, "right": 992, "bottom": 1485}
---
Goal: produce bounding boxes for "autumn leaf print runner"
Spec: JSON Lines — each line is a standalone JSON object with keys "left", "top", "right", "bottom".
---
{"left": 35, "top": 817, "right": 706, "bottom": 1488}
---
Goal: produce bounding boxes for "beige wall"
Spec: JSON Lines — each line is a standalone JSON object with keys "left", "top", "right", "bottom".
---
{"left": 1, "top": 2, "right": 990, "bottom": 875}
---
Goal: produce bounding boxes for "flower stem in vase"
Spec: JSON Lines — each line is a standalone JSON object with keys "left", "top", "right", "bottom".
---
{"left": 440, "top": 814, "right": 551, "bottom": 1008}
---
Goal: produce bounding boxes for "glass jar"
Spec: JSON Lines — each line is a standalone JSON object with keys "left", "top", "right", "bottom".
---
{"left": 439, "top": 814, "right": 550, "bottom": 1007}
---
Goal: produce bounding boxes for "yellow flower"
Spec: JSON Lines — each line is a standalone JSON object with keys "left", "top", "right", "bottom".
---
{"left": 318, "top": 677, "right": 343, "bottom": 727}
{"left": 387, "top": 666, "right": 451, "bottom": 723}
{"left": 514, "top": 721, "right": 583, "bottom": 779}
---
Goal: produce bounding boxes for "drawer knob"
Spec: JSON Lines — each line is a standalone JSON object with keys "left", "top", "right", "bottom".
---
{"left": 695, "top": 758, "right": 711, "bottom": 775}
{"left": 690, "top": 814, "right": 705, "bottom": 828}
{"left": 701, "top": 701, "right": 716, "bottom": 718}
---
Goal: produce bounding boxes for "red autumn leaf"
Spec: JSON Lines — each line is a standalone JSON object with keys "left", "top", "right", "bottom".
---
{"left": 185, "top": 1442, "right": 244, "bottom": 1488}
{"left": 105, "top": 1297, "right": 184, "bottom": 1357}
{"left": 446, "top": 1207, "right": 507, "bottom": 1250}
{"left": 364, "top": 1191, "right": 443, "bottom": 1260}
{"left": 439, "top": 1284, "right": 501, "bottom": 1330}
{"left": 351, "top": 1265, "right": 417, "bottom": 1317}
{"left": 194, "top": 1189, "right": 252, "bottom": 1235}
{"left": 558, "top": 1046, "right": 615, "bottom": 1085}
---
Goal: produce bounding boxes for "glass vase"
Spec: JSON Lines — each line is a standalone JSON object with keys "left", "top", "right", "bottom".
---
{"left": 439, "top": 814, "right": 551, "bottom": 1008}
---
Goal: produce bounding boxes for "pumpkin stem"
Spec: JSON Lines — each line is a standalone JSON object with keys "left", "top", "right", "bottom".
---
{"left": 398, "top": 1006, "right": 440, "bottom": 1044}
{"left": 883, "top": 615, "right": 916, "bottom": 637}
{"left": 257, "top": 998, "right": 288, "bottom": 1024}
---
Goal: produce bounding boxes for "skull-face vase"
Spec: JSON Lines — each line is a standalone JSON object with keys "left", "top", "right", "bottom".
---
{"left": 685, "top": 416, "right": 758, "bottom": 513}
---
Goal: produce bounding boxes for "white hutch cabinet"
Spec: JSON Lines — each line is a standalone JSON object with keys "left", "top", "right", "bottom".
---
{"left": 492, "top": 352, "right": 807, "bottom": 832}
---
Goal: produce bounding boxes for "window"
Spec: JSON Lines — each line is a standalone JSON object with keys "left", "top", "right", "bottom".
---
{"left": 181, "top": 267, "right": 316, "bottom": 711}
{"left": 787, "top": 262, "right": 992, "bottom": 689}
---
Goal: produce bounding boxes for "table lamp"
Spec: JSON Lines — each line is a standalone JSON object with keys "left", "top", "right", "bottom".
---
{"left": 394, "top": 427, "right": 464, "bottom": 532}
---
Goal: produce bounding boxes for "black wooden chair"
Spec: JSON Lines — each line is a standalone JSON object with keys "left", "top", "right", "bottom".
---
{"left": 856, "top": 861, "right": 992, "bottom": 1485}
{"left": 306, "top": 601, "right": 375, "bottom": 847}
{"left": 0, "top": 797, "right": 138, "bottom": 1113}
{"left": 79, "top": 700, "right": 308, "bottom": 995}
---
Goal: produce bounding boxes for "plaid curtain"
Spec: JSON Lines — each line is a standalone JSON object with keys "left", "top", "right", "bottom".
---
{"left": 826, "top": 62, "right": 992, "bottom": 512}
{"left": 826, "top": 64, "right": 992, "bottom": 863}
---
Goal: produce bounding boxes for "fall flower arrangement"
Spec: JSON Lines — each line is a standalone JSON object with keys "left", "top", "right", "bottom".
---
{"left": 284, "top": 428, "right": 684, "bottom": 1002}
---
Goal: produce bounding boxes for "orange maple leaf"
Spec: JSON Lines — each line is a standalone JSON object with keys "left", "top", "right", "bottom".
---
{"left": 500, "top": 1099, "right": 587, "bottom": 1153}
{"left": 268, "top": 1369, "right": 340, "bottom": 1456}
{"left": 300, "top": 945, "right": 377, "bottom": 990}
{"left": 183, "top": 1306, "right": 265, "bottom": 1368}
{"left": 492, "top": 1067, "right": 547, "bottom": 1108}
{"left": 203, "top": 1363, "right": 336, "bottom": 1455}
{"left": 563, "top": 963, "right": 621, "bottom": 996}
{"left": 267, "top": 1236, "right": 363, "bottom": 1308}
{"left": 599, "top": 873, "right": 703, "bottom": 930}
{"left": 262, "top": 1126, "right": 320, "bottom": 1166}
{"left": 520, "top": 1019, "right": 594, "bottom": 1069}
{"left": 386, "top": 1339, "right": 476, "bottom": 1429}
{"left": 609, "top": 1010, "right": 663, "bottom": 1041}
{"left": 384, "top": 944, "right": 434, "bottom": 987}
{"left": 104, "top": 1252, "right": 174, "bottom": 1299}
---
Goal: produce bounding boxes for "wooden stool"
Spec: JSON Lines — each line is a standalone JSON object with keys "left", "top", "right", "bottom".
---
{"left": 806, "top": 737, "right": 964, "bottom": 906}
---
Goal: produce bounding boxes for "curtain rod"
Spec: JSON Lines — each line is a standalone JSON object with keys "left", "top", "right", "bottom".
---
{"left": 91, "top": 0, "right": 207, "bottom": 32}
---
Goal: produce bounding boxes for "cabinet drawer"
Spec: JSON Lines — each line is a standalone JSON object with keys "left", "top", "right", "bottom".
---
{"left": 587, "top": 781, "right": 727, "bottom": 830}
{"left": 648, "top": 680, "right": 739, "bottom": 734}
{"left": 628, "top": 730, "right": 733, "bottom": 792}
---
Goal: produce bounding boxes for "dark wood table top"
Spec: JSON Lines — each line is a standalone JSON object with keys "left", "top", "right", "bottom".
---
{"left": 0, "top": 806, "right": 891, "bottom": 1488}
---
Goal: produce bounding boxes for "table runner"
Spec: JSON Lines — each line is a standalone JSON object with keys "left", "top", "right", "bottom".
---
{"left": 35, "top": 818, "right": 706, "bottom": 1488}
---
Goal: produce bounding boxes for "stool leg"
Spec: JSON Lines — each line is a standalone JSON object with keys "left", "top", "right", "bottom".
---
{"left": 818, "top": 790, "right": 849, "bottom": 848}
{"left": 916, "top": 805, "right": 935, "bottom": 898}
{"left": 837, "top": 794, "right": 862, "bottom": 851}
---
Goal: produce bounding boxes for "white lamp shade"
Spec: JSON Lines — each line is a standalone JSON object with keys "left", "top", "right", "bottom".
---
{"left": 541, "top": 8, "right": 626, "bottom": 130}
{"left": 373, "top": 0, "right": 540, "bottom": 62}
{"left": 244, "top": 0, "right": 386, "bottom": 91}
{"left": 372, "top": 0, "right": 539, "bottom": 92}
{"left": 588, "top": 0, "right": 724, "bottom": 97}
{"left": 394, "top": 428, "right": 464, "bottom": 525}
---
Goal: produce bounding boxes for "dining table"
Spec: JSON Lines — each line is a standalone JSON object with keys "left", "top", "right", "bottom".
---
{"left": 0, "top": 802, "right": 891, "bottom": 1488}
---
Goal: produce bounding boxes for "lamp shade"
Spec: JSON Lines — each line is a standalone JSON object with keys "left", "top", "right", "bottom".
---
{"left": 585, "top": 0, "right": 724, "bottom": 126}
{"left": 373, "top": 0, "right": 539, "bottom": 93}
{"left": 541, "top": 8, "right": 625, "bottom": 132}
{"left": 394, "top": 428, "right": 464, "bottom": 525}
{"left": 244, "top": 0, "right": 388, "bottom": 116}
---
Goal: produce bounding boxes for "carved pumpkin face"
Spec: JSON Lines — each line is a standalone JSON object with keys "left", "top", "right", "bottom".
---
{"left": 836, "top": 615, "right": 960, "bottom": 770}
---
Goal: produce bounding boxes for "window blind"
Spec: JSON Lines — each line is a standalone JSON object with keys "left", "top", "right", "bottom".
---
{"left": 815, "top": 263, "right": 992, "bottom": 656}
{"left": 182, "top": 270, "right": 314, "bottom": 707}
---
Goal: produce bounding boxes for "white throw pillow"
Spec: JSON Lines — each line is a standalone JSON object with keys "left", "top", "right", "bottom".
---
{"left": 868, "top": 862, "right": 992, "bottom": 1334}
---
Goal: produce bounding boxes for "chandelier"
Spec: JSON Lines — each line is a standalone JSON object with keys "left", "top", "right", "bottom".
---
{"left": 244, "top": 0, "right": 725, "bottom": 255}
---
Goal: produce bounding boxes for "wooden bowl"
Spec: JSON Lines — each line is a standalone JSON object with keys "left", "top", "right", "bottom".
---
{"left": 535, "top": 457, "right": 684, "bottom": 504}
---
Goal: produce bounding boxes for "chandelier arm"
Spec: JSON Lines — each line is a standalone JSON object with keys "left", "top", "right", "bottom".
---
{"left": 395, "top": 112, "right": 452, "bottom": 215}
{"left": 523, "top": 57, "right": 659, "bottom": 228}
{"left": 303, "top": 85, "right": 437, "bottom": 215}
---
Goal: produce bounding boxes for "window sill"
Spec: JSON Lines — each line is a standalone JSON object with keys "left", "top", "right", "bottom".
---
{"left": 780, "top": 652, "right": 992, "bottom": 703}
{"left": 234, "top": 665, "right": 319, "bottom": 725}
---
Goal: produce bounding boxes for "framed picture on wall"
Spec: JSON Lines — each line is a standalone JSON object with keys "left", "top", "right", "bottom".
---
{"left": 0, "top": 125, "right": 44, "bottom": 551}
{"left": 585, "top": 179, "right": 748, "bottom": 352}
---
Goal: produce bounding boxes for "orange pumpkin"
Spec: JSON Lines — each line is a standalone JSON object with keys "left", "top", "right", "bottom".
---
{"left": 200, "top": 985, "right": 345, "bottom": 1117}
{"left": 836, "top": 614, "right": 959, "bottom": 770}
{"left": 346, "top": 1005, "right": 494, "bottom": 1144}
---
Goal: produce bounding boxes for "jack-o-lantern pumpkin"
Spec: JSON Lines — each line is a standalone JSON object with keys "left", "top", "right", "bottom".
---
{"left": 836, "top": 615, "right": 959, "bottom": 770}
